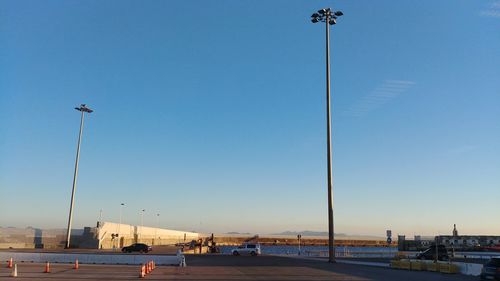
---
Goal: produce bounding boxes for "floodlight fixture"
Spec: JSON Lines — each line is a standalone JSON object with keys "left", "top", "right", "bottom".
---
{"left": 75, "top": 104, "right": 93, "bottom": 113}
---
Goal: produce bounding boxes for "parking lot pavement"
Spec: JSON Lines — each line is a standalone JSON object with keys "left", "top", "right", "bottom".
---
{"left": 0, "top": 255, "right": 479, "bottom": 280}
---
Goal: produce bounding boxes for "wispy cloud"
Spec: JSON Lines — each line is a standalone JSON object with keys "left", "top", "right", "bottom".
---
{"left": 480, "top": 1, "right": 500, "bottom": 18}
{"left": 343, "top": 80, "right": 415, "bottom": 117}
{"left": 449, "top": 145, "right": 478, "bottom": 154}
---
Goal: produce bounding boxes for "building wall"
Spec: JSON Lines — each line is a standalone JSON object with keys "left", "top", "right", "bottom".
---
{"left": 0, "top": 227, "right": 86, "bottom": 249}
{"left": 439, "top": 235, "right": 500, "bottom": 247}
{"left": 97, "top": 222, "right": 200, "bottom": 249}
{"left": 1, "top": 223, "right": 201, "bottom": 249}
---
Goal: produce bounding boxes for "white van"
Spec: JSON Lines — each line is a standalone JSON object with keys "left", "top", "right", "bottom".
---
{"left": 231, "top": 243, "right": 261, "bottom": 256}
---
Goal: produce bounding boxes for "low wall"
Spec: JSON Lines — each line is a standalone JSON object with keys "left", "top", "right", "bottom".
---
{"left": 0, "top": 251, "right": 181, "bottom": 265}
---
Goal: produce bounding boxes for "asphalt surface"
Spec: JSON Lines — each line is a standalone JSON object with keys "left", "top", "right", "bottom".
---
{"left": 0, "top": 255, "right": 480, "bottom": 280}
{"left": 338, "top": 256, "right": 489, "bottom": 265}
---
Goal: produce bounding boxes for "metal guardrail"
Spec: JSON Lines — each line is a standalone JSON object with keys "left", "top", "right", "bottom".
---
{"left": 303, "top": 249, "right": 396, "bottom": 258}
{"left": 0, "top": 251, "right": 181, "bottom": 265}
{"left": 453, "top": 252, "right": 500, "bottom": 259}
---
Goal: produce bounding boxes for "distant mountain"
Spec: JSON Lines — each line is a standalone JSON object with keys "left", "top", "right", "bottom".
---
{"left": 225, "top": 231, "right": 251, "bottom": 235}
{"left": 274, "top": 231, "right": 344, "bottom": 237}
{"left": 272, "top": 231, "right": 384, "bottom": 240}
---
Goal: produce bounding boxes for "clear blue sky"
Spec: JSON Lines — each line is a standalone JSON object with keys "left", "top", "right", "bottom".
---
{"left": 1, "top": 0, "right": 499, "bottom": 236}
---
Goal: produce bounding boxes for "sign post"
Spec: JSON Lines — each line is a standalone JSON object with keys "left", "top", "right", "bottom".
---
{"left": 297, "top": 234, "right": 302, "bottom": 255}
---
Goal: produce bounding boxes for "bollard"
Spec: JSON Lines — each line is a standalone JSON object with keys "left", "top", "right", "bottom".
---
{"left": 7, "top": 257, "right": 13, "bottom": 268}
{"left": 139, "top": 264, "right": 145, "bottom": 278}
{"left": 179, "top": 255, "right": 187, "bottom": 267}
{"left": 11, "top": 263, "right": 18, "bottom": 277}
{"left": 74, "top": 259, "right": 79, "bottom": 270}
{"left": 44, "top": 262, "right": 50, "bottom": 273}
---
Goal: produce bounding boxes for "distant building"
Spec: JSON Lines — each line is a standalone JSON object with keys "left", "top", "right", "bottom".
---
{"left": 437, "top": 235, "right": 500, "bottom": 248}
{"left": 398, "top": 224, "right": 500, "bottom": 251}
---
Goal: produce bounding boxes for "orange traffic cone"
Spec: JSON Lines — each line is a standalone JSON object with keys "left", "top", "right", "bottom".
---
{"left": 73, "top": 259, "right": 79, "bottom": 270}
{"left": 11, "top": 263, "right": 18, "bottom": 277}
{"left": 44, "top": 262, "right": 50, "bottom": 273}
{"left": 7, "top": 257, "right": 13, "bottom": 268}
{"left": 139, "top": 264, "right": 145, "bottom": 278}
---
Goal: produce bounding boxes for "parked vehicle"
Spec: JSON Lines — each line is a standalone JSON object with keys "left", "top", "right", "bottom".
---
{"left": 231, "top": 243, "right": 261, "bottom": 256}
{"left": 121, "top": 243, "right": 152, "bottom": 253}
{"left": 416, "top": 245, "right": 449, "bottom": 261}
{"left": 481, "top": 258, "right": 500, "bottom": 280}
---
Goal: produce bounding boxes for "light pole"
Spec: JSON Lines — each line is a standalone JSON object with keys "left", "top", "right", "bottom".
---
{"left": 155, "top": 213, "right": 160, "bottom": 245}
{"left": 118, "top": 203, "right": 125, "bottom": 247}
{"left": 65, "top": 104, "right": 93, "bottom": 249}
{"left": 140, "top": 209, "right": 145, "bottom": 241}
{"left": 311, "top": 8, "right": 343, "bottom": 263}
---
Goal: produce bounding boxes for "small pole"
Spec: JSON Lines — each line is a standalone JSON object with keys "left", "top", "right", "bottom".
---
{"left": 435, "top": 235, "right": 439, "bottom": 263}
{"left": 297, "top": 234, "right": 302, "bottom": 255}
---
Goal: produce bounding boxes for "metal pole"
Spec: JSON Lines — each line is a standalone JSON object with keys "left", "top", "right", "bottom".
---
{"left": 118, "top": 203, "right": 124, "bottom": 248}
{"left": 325, "top": 13, "right": 336, "bottom": 263}
{"left": 140, "top": 209, "right": 144, "bottom": 241}
{"left": 155, "top": 213, "right": 159, "bottom": 245}
{"left": 65, "top": 110, "right": 85, "bottom": 249}
{"left": 435, "top": 235, "right": 439, "bottom": 263}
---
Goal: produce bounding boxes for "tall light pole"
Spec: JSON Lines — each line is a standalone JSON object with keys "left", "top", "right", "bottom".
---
{"left": 311, "top": 8, "right": 343, "bottom": 263}
{"left": 118, "top": 203, "right": 125, "bottom": 247}
{"left": 140, "top": 209, "right": 145, "bottom": 240}
{"left": 65, "top": 104, "right": 93, "bottom": 249}
{"left": 155, "top": 213, "right": 160, "bottom": 245}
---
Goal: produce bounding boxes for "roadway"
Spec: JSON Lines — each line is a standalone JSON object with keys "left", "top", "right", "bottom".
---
{"left": 0, "top": 255, "right": 478, "bottom": 280}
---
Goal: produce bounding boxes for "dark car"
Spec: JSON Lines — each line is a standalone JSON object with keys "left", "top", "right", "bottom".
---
{"left": 121, "top": 243, "right": 152, "bottom": 253}
{"left": 481, "top": 258, "right": 500, "bottom": 280}
{"left": 416, "top": 245, "right": 449, "bottom": 261}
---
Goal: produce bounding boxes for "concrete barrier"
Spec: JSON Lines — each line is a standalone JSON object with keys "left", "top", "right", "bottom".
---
{"left": 454, "top": 262, "right": 483, "bottom": 276}
{"left": 0, "top": 251, "right": 181, "bottom": 265}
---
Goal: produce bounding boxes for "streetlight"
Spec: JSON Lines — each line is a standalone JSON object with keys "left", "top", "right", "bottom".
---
{"left": 118, "top": 203, "right": 125, "bottom": 247}
{"left": 155, "top": 213, "right": 160, "bottom": 245}
{"left": 65, "top": 104, "right": 93, "bottom": 249}
{"left": 311, "top": 8, "right": 343, "bottom": 263}
{"left": 140, "top": 209, "right": 145, "bottom": 241}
